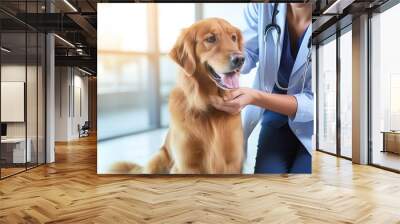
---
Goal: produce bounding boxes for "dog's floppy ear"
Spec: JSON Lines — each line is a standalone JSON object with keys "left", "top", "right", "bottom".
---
{"left": 169, "top": 28, "right": 196, "bottom": 76}
{"left": 235, "top": 27, "right": 244, "bottom": 52}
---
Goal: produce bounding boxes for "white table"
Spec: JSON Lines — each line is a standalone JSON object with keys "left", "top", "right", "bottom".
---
{"left": 1, "top": 138, "right": 31, "bottom": 163}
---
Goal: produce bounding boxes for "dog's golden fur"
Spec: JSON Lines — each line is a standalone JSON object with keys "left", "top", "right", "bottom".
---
{"left": 111, "top": 18, "right": 244, "bottom": 174}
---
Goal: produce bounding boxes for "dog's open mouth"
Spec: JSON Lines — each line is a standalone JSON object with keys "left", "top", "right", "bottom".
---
{"left": 206, "top": 64, "right": 240, "bottom": 90}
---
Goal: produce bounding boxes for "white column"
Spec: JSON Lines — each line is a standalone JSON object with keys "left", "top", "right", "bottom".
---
{"left": 54, "top": 67, "right": 74, "bottom": 141}
{"left": 352, "top": 14, "right": 369, "bottom": 164}
{"left": 46, "top": 33, "right": 55, "bottom": 163}
{"left": 45, "top": 0, "right": 56, "bottom": 163}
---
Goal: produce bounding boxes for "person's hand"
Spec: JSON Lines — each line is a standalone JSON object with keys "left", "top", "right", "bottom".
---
{"left": 211, "top": 87, "right": 259, "bottom": 114}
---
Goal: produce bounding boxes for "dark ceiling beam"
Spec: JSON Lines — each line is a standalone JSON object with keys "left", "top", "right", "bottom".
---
{"left": 86, "top": 0, "right": 97, "bottom": 12}
{"left": 16, "top": 12, "right": 97, "bottom": 47}
{"left": 312, "top": 15, "right": 335, "bottom": 33}
{"left": 0, "top": 8, "right": 38, "bottom": 31}
{"left": 312, "top": 14, "right": 353, "bottom": 44}
{"left": 55, "top": 47, "right": 96, "bottom": 57}
{"left": 55, "top": 55, "right": 96, "bottom": 72}
{"left": 323, "top": 0, "right": 356, "bottom": 14}
{"left": 4, "top": 12, "right": 96, "bottom": 48}
{"left": 0, "top": 19, "right": 27, "bottom": 31}
{"left": 78, "top": 66, "right": 97, "bottom": 76}
{"left": 52, "top": 0, "right": 78, "bottom": 13}
{"left": 12, "top": 13, "right": 83, "bottom": 32}
{"left": 59, "top": 0, "right": 97, "bottom": 38}
{"left": 312, "top": 0, "right": 384, "bottom": 44}
{"left": 67, "top": 13, "right": 97, "bottom": 41}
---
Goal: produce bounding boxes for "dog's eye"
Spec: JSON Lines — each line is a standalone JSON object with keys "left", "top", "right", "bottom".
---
{"left": 206, "top": 35, "right": 216, "bottom": 43}
{"left": 232, "top": 34, "right": 237, "bottom": 42}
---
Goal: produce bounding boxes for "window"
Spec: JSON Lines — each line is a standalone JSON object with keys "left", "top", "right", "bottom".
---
{"left": 1, "top": 31, "right": 27, "bottom": 177}
{"left": 371, "top": 3, "right": 400, "bottom": 171}
{"left": 98, "top": 4, "right": 152, "bottom": 139}
{"left": 317, "top": 37, "right": 337, "bottom": 154}
{"left": 98, "top": 4, "right": 148, "bottom": 52}
{"left": 158, "top": 4, "right": 195, "bottom": 53}
{"left": 97, "top": 3, "right": 196, "bottom": 139}
{"left": 158, "top": 4, "right": 195, "bottom": 126}
{"left": 97, "top": 54, "right": 151, "bottom": 139}
{"left": 0, "top": 1, "right": 46, "bottom": 179}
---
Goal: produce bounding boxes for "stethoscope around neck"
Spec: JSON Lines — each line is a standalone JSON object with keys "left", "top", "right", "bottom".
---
{"left": 262, "top": 3, "right": 312, "bottom": 93}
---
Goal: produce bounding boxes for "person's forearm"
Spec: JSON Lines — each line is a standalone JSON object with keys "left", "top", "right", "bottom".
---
{"left": 252, "top": 91, "right": 298, "bottom": 117}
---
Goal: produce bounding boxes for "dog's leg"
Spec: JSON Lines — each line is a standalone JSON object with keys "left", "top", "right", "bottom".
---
{"left": 170, "top": 164, "right": 180, "bottom": 174}
{"left": 224, "top": 159, "right": 244, "bottom": 174}
{"left": 170, "top": 165, "right": 202, "bottom": 174}
{"left": 169, "top": 164, "right": 203, "bottom": 174}
{"left": 171, "top": 137, "right": 206, "bottom": 174}
{"left": 143, "top": 145, "right": 173, "bottom": 174}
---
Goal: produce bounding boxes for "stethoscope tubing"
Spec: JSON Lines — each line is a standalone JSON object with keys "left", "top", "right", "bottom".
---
{"left": 262, "top": 3, "right": 311, "bottom": 94}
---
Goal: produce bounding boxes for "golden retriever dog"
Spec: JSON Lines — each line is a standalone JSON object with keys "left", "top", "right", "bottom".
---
{"left": 111, "top": 18, "right": 245, "bottom": 174}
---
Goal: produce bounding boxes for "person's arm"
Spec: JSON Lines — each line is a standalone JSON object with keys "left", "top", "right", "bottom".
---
{"left": 212, "top": 88, "right": 297, "bottom": 117}
{"left": 291, "top": 88, "right": 314, "bottom": 123}
{"left": 212, "top": 76, "right": 314, "bottom": 123}
{"left": 253, "top": 91, "right": 298, "bottom": 117}
{"left": 241, "top": 3, "right": 260, "bottom": 74}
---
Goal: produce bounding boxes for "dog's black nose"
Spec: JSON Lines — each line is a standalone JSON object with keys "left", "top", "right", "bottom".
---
{"left": 230, "top": 53, "right": 245, "bottom": 69}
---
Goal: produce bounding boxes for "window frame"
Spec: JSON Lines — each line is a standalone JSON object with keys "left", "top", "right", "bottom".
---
{"left": 0, "top": 0, "right": 47, "bottom": 180}
{"left": 315, "top": 24, "right": 353, "bottom": 161}
{"left": 97, "top": 3, "right": 197, "bottom": 141}
{"left": 368, "top": 0, "right": 400, "bottom": 173}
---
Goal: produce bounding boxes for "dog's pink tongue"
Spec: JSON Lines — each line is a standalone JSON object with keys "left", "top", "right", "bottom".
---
{"left": 222, "top": 74, "right": 240, "bottom": 89}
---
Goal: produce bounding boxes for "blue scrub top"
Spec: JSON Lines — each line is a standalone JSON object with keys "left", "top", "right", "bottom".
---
{"left": 262, "top": 21, "right": 307, "bottom": 128}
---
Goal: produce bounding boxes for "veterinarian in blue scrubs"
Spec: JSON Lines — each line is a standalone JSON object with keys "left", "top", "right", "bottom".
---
{"left": 212, "top": 3, "right": 313, "bottom": 173}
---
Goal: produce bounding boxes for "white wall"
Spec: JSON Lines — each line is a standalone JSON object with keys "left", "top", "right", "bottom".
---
{"left": 1, "top": 63, "right": 46, "bottom": 164}
{"left": 1, "top": 65, "right": 36, "bottom": 138}
{"left": 1, "top": 65, "right": 27, "bottom": 142}
{"left": 72, "top": 73, "right": 89, "bottom": 138}
{"left": 55, "top": 67, "right": 89, "bottom": 141}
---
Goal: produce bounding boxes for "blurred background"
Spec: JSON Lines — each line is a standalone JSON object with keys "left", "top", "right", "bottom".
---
{"left": 97, "top": 3, "right": 254, "bottom": 140}
{"left": 97, "top": 3, "right": 259, "bottom": 173}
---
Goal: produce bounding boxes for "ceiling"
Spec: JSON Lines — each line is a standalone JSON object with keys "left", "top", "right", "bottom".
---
{"left": 0, "top": 0, "right": 98, "bottom": 75}
{"left": 312, "top": 0, "right": 391, "bottom": 43}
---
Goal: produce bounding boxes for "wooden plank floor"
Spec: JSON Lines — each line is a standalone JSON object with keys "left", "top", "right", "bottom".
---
{"left": 1, "top": 135, "right": 400, "bottom": 224}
